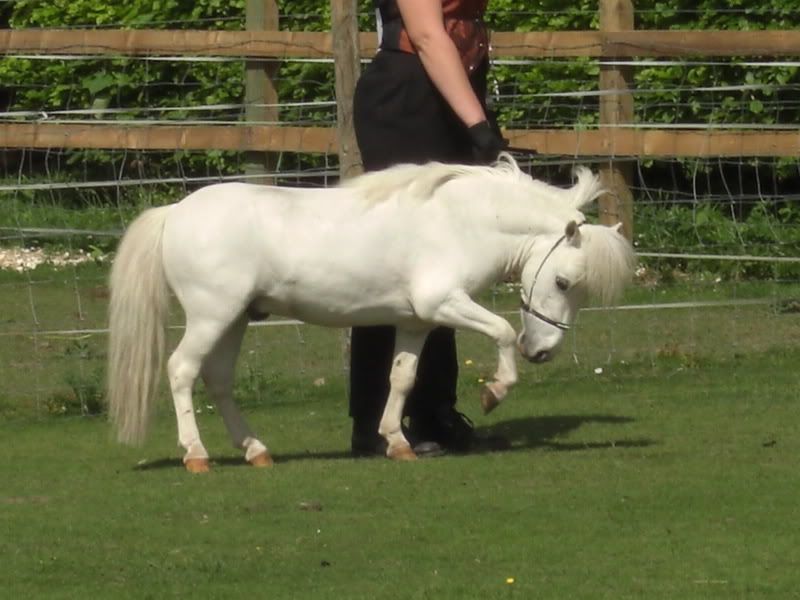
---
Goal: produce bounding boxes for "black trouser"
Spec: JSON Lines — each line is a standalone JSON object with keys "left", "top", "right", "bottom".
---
{"left": 349, "top": 50, "right": 487, "bottom": 432}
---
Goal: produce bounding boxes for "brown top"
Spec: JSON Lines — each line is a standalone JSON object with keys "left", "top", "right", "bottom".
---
{"left": 377, "top": 0, "right": 489, "bottom": 73}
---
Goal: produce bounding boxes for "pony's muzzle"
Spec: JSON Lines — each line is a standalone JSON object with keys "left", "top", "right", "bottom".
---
{"left": 528, "top": 350, "right": 551, "bottom": 363}
{"left": 517, "top": 334, "right": 553, "bottom": 363}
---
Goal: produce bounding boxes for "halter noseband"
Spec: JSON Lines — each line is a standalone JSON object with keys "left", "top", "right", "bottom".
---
{"left": 519, "top": 229, "right": 577, "bottom": 331}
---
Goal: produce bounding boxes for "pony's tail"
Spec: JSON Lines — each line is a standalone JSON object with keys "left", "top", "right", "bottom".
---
{"left": 107, "top": 205, "right": 172, "bottom": 445}
{"left": 569, "top": 166, "right": 606, "bottom": 209}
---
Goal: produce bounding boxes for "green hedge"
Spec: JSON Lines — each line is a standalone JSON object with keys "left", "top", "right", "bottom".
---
{"left": 1, "top": 0, "right": 338, "bottom": 184}
{"left": 3, "top": 0, "right": 799, "bottom": 173}
{"left": 2, "top": 1, "right": 799, "bottom": 278}
{"left": 487, "top": 0, "right": 799, "bottom": 133}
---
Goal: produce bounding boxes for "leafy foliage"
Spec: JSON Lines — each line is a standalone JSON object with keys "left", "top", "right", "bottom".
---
{"left": 2, "top": 0, "right": 800, "bottom": 277}
{"left": 1, "top": 0, "right": 339, "bottom": 184}
{"left": 5, "top": 0, "right": 799, "bottom": 164}
{"left": 637, "top": 199, "right": 800, "bottom": 279}
{"left": 485, "top": 0, "right": 800, "bottom": 129}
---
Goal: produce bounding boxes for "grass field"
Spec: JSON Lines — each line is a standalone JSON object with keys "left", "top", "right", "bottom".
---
{"left": 1, "top": 263, "right": 799, "bottom": 598}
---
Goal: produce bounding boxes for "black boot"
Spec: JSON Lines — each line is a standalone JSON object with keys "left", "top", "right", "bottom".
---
{"left": 351, "top": 421, "right": 446, "bottom": 458}
{"left": 410, "top": 406, "right": 475, "bottom": 453}
{"left": 350, "top": 421, "right": 386, "bottom": 457}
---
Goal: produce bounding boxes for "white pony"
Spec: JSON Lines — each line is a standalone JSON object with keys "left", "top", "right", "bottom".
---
{"left": 107, "top": 154, "right": 635, "bottom": 472}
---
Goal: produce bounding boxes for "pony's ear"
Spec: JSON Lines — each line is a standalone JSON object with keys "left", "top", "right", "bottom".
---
{"left": 613, "top": 222, "right": 624, "bottom": 233}
{"left": 565, "top": 220, "right": 582, "bottom": 244}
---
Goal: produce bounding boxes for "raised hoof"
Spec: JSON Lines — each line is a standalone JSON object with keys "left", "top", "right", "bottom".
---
{"left": 387, "top": 445, "right": 417, "bottom": 461}
{"left": 248, "top": 451, "right": 274, "bottom": 468}
{"left": 184, "top": 458, "right": 210, "bottom": 474}
{"left": 480, "top": 386, "right": 500, "bottom": 414}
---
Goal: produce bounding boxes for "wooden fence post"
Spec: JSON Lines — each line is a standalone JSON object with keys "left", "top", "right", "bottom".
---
{"left": 598, "top": 0, "right": 634, "bottom": 239}
{"left": 245, "top": 0, "right": 279, "bottom": 183}
{"left": 331, "top": 0, "right": 363, "bottom": 180}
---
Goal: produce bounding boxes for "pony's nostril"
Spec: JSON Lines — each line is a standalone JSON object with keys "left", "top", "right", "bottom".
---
{"left": 532, "top": 350, "right": 550, "bottom": 363}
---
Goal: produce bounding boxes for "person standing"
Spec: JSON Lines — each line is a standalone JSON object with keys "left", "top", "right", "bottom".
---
{"left": 349, "top": 0, "right": 506, "bottom": 457}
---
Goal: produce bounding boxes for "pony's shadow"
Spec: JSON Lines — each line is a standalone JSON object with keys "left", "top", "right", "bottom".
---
{"left": 474, "top": 414, "right": 654, "bottom": 454}
{"left": 134, "top": 414, "right": 652, "bottom": 471}
{"left": 133, "top": 449, "right": 354, "bottom": 471}
{"left": 133, "top": 456, "right": 280, "bottom": 471}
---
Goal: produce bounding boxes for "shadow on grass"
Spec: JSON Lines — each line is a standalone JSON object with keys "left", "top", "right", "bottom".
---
{"left": 134, "top": 414, "right": 652, "bottom": 471}
{"left": 133, "top": 456, "right": 276, "bottom": 471}
{"left": 133, "top": 452, "right": 359, "bottom": 471}
{"left": 476, "top": 414, "right": 655, "bottom": 453}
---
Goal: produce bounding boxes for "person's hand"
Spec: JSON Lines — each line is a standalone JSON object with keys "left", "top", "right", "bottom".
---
{"left": 468, "top": 120, "right": 508, "bottom": 164}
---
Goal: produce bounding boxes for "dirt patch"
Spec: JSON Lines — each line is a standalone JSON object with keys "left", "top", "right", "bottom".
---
{"left": 0, "top": 247, "right": 106, "bottom": 272}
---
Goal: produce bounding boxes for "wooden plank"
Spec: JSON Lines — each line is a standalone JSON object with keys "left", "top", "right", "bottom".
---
{"left": 331, "top": 0, "right": 363, "bottom": 179}
{"left": 4, "top": 29, "right": 800, "bottom": 59}
{"left": 601, "top": 29, "right": 800, "bottom": 58}
{"left": 1, "top": 28, "right": 600, "bottom": 58}
{"left": 491, "top": 30, "right": 800, "bottom": 58}
{"left": 0, "top": 123, "right": 337, "bottom": 153}
{"left": 508, "top": 128, "right": 800, "bottom": 157}
{"left": 598, "top": 0, "right": 634, "bottom": 238}
{"left": 3, "top": 123, "right": 800, "bottom": 157}
{"left": 0, "top": 29, "right": 337, "bottom": 58}
{"left": 0, "top": 28, "right": 380, "bottom": 59}
{"left": 490, "top": 31, "right": 604, "bottom": 58}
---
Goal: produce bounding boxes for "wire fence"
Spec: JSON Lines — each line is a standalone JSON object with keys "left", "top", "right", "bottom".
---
{"left": 1, "top": 2, "right": 799, "bottom": 414}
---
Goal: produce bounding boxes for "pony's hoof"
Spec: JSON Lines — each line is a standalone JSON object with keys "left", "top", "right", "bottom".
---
{"left": 480, "top": 386, "right": 500, "bottom": 414}
{"left": 387, "top": 445, "right": 417, "bottom": 461}
{"left": 184, "top": 458, "right": 210, "bottom": 474}
{"left": 248, "top": 451, "right": 274, "bottom": 468}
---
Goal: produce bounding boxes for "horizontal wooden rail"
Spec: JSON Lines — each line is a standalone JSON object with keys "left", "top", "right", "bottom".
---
{"left": 0, "top": 123, "right": 337, "bottom": 154}
{"left": 490, "top": 30, "right": 800, "bottom": 58}
{"left": 3, "top": 123, "right": 800, "bottom": 157}
{"left": 0, "top": 29, "right": 376, "bottom": 59}
{"left": 3, "top": 29, "right": 800, "bottom": 59}
{"left": 507, "top": 128, "right": 800, "bottom": 157}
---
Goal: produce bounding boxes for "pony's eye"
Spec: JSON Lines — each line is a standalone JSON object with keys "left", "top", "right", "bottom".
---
{"left": 555, "top": 276, "right": 570, "bottom": 291}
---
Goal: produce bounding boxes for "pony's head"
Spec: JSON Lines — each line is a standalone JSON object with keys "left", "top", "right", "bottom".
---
{"left": 516, "top": 220, "right": 636, "bottom": 363}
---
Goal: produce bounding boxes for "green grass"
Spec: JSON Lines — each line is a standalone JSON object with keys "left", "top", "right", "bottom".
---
{"left": 0, "top": 189, "right": 163, "bottom": 254}
{"left": 1, "top": 263, "right": 800, "bottom": 598}
{"left": 1, "top": 350, "right": 799, "bottom": 599}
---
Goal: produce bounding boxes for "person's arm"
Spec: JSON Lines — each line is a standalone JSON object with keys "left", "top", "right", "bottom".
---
{"left": 396, "top": 0, "right": 486, "bottom": 127}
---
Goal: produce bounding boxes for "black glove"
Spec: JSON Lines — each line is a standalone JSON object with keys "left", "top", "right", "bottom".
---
{"left": 468, "top": 119, "right": 508, "bottom": 165}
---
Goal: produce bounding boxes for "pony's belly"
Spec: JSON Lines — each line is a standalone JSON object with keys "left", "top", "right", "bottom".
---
{"left": 250, "top": 295, "right": 417, "bottom": 327}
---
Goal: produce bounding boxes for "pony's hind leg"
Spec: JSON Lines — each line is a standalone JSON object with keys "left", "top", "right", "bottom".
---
{"left": 168, "top": 312, "right": 242, "bottom": 473}
{"left": 201, "top": 314, "right": 272, "bottom": 468}
{"left": 379, "top": 328, "right": 428, "bottom": 461}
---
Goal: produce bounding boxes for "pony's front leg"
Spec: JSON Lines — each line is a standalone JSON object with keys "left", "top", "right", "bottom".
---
{"left": 378, "top": 328, "right": 428, "bottom": 461}
{"left": 424, "top": 290, "right": 518, "bottom": 414}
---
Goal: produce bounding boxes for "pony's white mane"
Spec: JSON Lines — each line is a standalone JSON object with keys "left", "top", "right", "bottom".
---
{"left": 344, "top": 153, "right": 603, "bottom": 211}
{"left": 576, "top": 223, "right": 637, "bottom": 305}
{"left": 343, "top": 154, "right": 634, "bottom": 303}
